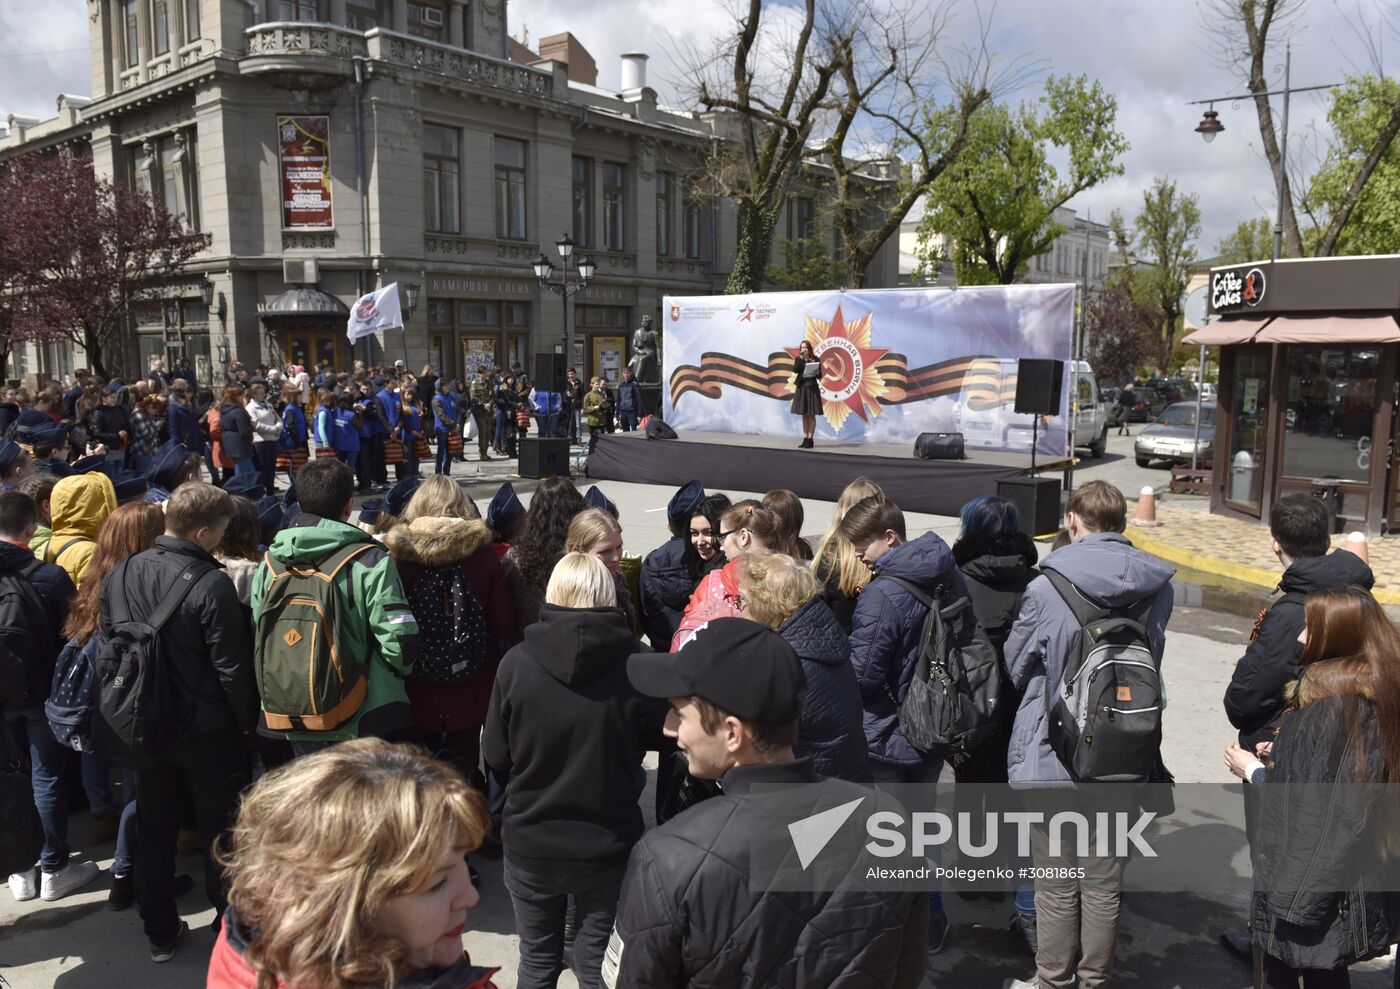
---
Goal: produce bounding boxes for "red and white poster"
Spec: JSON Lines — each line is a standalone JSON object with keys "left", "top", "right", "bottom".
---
{"left": 277, "top": 115, "right": 332, "bottom": 229}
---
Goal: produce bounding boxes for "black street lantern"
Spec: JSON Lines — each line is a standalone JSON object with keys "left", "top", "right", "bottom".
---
{"left": 1195, "top": 108, "right": 1223, "bottom": 143}
{"left": 535, "top": 233, "right": 591, "bottom": 364}
{"left": 402, "top": 282, "right": 421, "bottom": 320}
{"left": 199, "top": 277, "right": 215, "bottom": 310}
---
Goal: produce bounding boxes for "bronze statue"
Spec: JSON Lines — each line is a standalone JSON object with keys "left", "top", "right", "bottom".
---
{"left": 628, "top": 314, "right": 662, "bottom": 386}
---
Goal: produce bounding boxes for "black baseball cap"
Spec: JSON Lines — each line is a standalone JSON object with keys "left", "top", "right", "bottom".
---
{"left": 627, "top": 618, "right": 806, "bottom": 724}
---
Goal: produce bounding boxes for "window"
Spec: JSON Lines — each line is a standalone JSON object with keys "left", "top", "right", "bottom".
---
{"left": 407, "top": 2, "right": 443, "bottom": 40}
{"left": 458, "top": 303, "right": 496, "bottom": 325}
{"left": 656, "top": 172, "right": 673, "bottom": 257}
{"left": 494, "top": 137, "right": 526, "bottom": 240}
{"left": 122, "top": 0, "right": 139, "bottom": 67}
{"left": 152, "top": 1, "right": 170, "bottom": 54}
{"left": 576, "top": 306, "right": 628, "bottom": 328}
{"left": 280, "top": 0, "right": 319, "bottom": 22}
{"left": 683, "top": 185, "right": 702, "bottom": 259}
{"left": 423, "top": 124, "right": 460, "bottom": 234}
{"left": 572, "top": 157, "right": 592, "bottom": 247}
{"left": 131, "top": 131, "right": 200, "bottom": 231}
{"left": 185, "top": 0, "right": 201, "bottom": 39}
{"left": 601, "top": 162, "right": 625, "bottom": 251}
{"left": 506, "top": 303, "right": 529, "bottom": 326}
{"left": 787, "top": 196, "right": 815, "bottom": 242}
{"left": 346, "top": 5, "right": 377, "bottom": 29}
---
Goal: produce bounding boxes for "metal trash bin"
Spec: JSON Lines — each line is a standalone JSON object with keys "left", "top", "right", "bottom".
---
{"left": 1229, "top": 451, "right": 1258, "bottom": 504}
{"left": 1310, "top": 478, "right": 1342, "bottom": 534}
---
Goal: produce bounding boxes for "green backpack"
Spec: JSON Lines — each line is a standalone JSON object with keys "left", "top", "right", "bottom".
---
{"left": 255, "top": 543, "right": 374, "bottom": 733}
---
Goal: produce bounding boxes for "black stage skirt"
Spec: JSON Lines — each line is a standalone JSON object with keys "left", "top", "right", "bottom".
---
{"left": 790, "top": 377, "right": 822, "bottom": 416}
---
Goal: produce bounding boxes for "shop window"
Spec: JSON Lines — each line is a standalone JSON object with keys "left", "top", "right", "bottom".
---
{"left": 602, "top": 162, "right": 625, "bottom": 251}
{"left": 494, "top": 138, "right": 527, "bottom": 240}
{"left": 1281, "top": 347, "right": 1379, "bottom": 485}
{"left": 572, "top": 157, "right": 592, "bottom": 247}
{"left": 423, "top": 124, "right": 461, "bottom": 234}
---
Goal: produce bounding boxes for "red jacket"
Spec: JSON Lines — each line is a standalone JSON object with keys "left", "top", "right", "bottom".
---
{"left": 207, "top": 920, "right": 500, "bottom": 989}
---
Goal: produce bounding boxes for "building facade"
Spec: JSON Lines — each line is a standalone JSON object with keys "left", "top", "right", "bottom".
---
{"left": 1, "top": 0, "right": 898, "bottom": 389}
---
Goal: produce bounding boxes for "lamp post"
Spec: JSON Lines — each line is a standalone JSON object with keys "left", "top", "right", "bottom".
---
{"left": 533, "top": 233, "right": 595, "bottom": 376}
{"left": 398, "top": 282, "right": 420, "bottom": 368}
{"left": 1189, "top": 43, "right": 1339, "bottom": 260}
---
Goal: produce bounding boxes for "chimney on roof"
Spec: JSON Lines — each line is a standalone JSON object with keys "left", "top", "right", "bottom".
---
{"left": 621, "top": 52, "right": 648, "bottom": 93}
{"left": 537, "top": 32, "right": 597, "bottom": 87}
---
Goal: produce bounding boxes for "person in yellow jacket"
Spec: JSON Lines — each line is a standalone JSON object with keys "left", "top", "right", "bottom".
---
{"left": 43, "top": 472, "right": 117, "bottom": 587}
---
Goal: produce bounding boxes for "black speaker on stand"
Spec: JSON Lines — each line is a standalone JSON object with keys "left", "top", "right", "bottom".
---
{"left": 1002, "top": 357, "right": 1066, "bottom": 537}
{"left": 533, "top": 353, "right": 567, "bottom": 393}
{"left": 519, "top": 438, "right": 569, "bottom": 478}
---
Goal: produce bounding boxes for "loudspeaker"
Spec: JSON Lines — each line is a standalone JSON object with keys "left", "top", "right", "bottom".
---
{"left": 1014, "top": 359, "right": 1065, "bottom": 415}
{"left": 533, "top": 353, "right": 567, "bottom": 393}
{"left": 997, "top": 476, "right": 1063, "bottom": 538}
{"left": 519, "top": 437, "right": 569, "bottom": 479}
{"left": 913, "top": 432, "right": 965, "bottom": 460}
{"left": 645, "top": 417, "right": 677, "bottom": 440}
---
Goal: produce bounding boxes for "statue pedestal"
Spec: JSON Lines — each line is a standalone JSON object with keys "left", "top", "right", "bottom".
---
{"left": 639, "top": 385, "right": 663, "bottom": 417}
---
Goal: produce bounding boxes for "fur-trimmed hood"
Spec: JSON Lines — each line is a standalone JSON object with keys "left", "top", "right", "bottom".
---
{"left": 384, "top": 515, "right": 492, "bottom": 566}
{"left": 1287, "top": 659, "right": 1376, "bottom": 710}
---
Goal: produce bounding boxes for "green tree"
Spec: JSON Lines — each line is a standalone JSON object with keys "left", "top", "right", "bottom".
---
{"left": 765, "top": 236, "right": 844, "bottom": 291}
{"left": 1134, "top": 177, "right": 1201, "bottom": 374}
{"left": 916, "top": 75, "right": 1129, "bottom": 284}
{"left": 1215, "top": 216, "right": 1273, "bottom": 265}
{"left": 1303, "top": 75, "right": 1400, "bottom": 256}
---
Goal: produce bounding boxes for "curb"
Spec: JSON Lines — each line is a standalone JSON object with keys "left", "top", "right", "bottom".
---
{"left": 1127, "top": 523, "right": 1400, "bottom": 607}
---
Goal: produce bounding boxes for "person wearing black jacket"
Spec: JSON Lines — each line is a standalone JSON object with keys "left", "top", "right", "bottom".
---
{"left": 562, "top": 369, "right": 585, "bottom": 444}
{"left": 218, "top": 385, "right": 257, "bottom": 478}
{"left": 98, "top": 482, "right": 256, "bottom": 962}
{"left": 637, "top": 481, "right": 706, "bottom": 651}
{"left": 1219, "top": 493, "right": 1374, "bottom": 966}
{"left": 483, "top": 553, "right": 664, "bottom": 989}
{"left": 494, "top": 374, "right": 517, "bottom": 456}
{"left": 616, "top": 619, "right": 928, "bottom": 989}
{"left": 89, "top": 383, "right": 131, "bottom": 475}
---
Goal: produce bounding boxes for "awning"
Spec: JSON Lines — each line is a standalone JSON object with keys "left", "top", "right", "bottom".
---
{"left": 1253, "top": 313, "right": 1400, "bottom": 344}
{"left": 1180, "top": 317, "right": 1272, "bottom": 346}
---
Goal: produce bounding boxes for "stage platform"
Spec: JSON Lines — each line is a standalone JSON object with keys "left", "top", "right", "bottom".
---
{"left": 585, "top": 430, "right": 1057, "bottom": 516}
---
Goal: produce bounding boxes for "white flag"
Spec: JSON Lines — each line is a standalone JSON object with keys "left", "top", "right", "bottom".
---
{"left": 346, "top": 283, "right": 404, "bottom": 342}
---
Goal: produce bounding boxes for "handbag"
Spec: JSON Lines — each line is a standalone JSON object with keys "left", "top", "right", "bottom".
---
{"left": 463, "top": 415, "right": 479, "bottom": 442}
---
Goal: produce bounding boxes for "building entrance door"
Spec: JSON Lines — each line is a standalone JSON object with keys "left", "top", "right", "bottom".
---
{"left": 285, "top": 330, "right": 343, "bottom": 373}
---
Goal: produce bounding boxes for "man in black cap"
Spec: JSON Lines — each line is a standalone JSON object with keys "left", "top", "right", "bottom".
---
{"left": 609, "top": 619, "right": 928, "bottom": 989}
{"left": 0, "top": 438, "right": 34, "bottom": 491}
{"left": 638, "top": 480, "right": 704, "bottom": 651}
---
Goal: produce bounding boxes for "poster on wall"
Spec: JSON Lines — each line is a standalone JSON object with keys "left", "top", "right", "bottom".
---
{"left": 464, "top": 337, "right": 497, "bottom": 375}
{"left": 277, "top": 115, "right": 333, "bottom": 229}
{"left": 593, "top": 336, "right": 626, "bottom": 385}
{"left": 663, "top": 285, "right": 1075, "bottom": 454}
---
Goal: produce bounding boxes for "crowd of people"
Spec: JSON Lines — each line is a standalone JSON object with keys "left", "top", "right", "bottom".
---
{"left": 0, "top": 359, "right": 1397, "bottom": 989}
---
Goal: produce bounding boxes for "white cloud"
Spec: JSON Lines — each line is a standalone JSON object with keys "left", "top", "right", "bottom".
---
{"left": 3, "top": 0, "right": 1387, "bottom": 258}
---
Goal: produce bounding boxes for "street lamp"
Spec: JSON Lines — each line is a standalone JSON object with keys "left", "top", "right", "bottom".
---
{"left": 534, "top": 232, "right": 593, "bottom": 371}
{"left": 401, "top": 282, "right": 421, "bottom": 320}
{"left": 1189, "top": 44, "right": 1339, "bottom": 259}
{"left": 199, "top": 277, "right": 215, "bottom": 310}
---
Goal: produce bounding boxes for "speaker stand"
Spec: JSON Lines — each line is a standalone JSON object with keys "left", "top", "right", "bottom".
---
{"left": 1030, "top": 415, "right": 1038, "bottom": 474}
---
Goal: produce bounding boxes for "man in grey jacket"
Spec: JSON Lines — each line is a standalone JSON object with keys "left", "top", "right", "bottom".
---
{"left": 1001, "top": 481, "right": 1174, "bottom": 989}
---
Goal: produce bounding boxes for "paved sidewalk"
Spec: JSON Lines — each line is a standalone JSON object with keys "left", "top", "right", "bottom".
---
{"left": 1126, "top": 499, "right": 1400, "bottom": 604}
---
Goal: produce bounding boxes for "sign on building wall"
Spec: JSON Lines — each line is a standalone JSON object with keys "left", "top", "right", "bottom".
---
{"left": 663, "top": 285, "right": 1075, "bottom": 453}
{"left": 277, "top": 115, "right": 333, "bottom": 229}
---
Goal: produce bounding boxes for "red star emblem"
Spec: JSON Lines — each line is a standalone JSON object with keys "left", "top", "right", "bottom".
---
{"left": 738, "top": 305, "right": 756, "bottom": 321}
{"left": 786, "top": 305, "right": 889, "bottom": 426}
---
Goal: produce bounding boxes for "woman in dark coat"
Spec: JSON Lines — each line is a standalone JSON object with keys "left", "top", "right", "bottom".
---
{"left": 736, "top": 553, "right": 870, "bottom": 783}
{"left": 218, "top": 385, "right": 256, "bottom": 476}
{"left": 1227, "top": 587, "right": 1400, "bottom": 987}
{"left": 790, "top": 340, "right": 830, "bottom": 449}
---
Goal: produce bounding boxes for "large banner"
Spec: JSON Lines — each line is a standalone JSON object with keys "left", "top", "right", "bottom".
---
{"left": 277, "top": 115, "right": 332, "bottom": 229}
{"left": 663, "top": 285, "right": 1075, "bottom": 454}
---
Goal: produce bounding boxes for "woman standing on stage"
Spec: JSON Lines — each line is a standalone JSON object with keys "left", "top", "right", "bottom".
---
{"left": 791, "top": 340, "right": 830, "bottom": 449}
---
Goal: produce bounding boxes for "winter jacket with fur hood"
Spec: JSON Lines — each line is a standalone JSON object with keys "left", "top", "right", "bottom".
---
{"left": 385, "top": 516, "right": 517, "bottom": 731}
{"left": 1250, "top": 666, "right": 1400, "bottom": 970}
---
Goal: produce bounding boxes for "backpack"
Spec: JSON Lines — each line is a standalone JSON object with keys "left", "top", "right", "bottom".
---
{"left": 255, "top": 543, "right": 374, "bottom": 734}
{"left": 407, "top": 564, "right": 489, "bottom": 684}
{"left": 1042, "top": 568, "right": 1163, "bottom": 783}
{"left": 94, "top": 558, "right": 214, "bottom": 766}
{"left": 884, "top": 576, "right": 1003, "bottom": 757}
{"left": 0, "top": 556, "right": 56, "bottom": 712}
{"left": 45, "top": 637, "right": 100, "bottom": 751}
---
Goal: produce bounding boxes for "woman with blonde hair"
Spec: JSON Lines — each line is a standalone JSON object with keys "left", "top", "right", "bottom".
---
{"left": 384, "top": 476, "right": 515, "bottom": 787}
{"left": 207, "top": 738, "right": 498, "bottom": 989}
{"left": 484, "top": 553, "right": 662, "bottom": 989}
{"left": 736, "top": 553, "right": 869, "bottom": 782}
{"left": 812, "top": 476, "right": 885, "bottom": 632}
{"left": 670, "top": 499, "right": 780, "bottom": 651}
{"left": 565, "top": 506, "right": 637, "bottom": 634}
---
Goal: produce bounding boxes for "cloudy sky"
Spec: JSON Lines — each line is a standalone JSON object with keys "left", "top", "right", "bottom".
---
{"left": 0, "top": 0, "right": 1392, "bottom": 255}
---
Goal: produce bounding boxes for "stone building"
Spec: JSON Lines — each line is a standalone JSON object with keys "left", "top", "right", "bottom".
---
{"left": 0, "top": 0, "right": 899, "bottom": 388}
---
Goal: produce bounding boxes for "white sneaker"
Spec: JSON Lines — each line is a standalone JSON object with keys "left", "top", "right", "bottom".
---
{"left": 39, "top": 861, "right": 99, "bottom": 901}
{"left": 1001, "top": 979, "right": 1039, "bottom": 989}
{"left": 8, "top": 867, "right": 38, "bottom": 901}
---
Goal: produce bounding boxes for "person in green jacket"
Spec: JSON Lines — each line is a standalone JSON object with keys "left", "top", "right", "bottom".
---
{"left": 250, "top": 458, "right": 419, "bottom": 749}
{"left": 18, "top": 472, "right": 58, "bottom": 561}
{"left": 582, "top": 376, "right": 613, "bottom": 455}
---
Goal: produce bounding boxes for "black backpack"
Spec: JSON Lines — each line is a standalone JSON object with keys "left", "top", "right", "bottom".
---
{"left": 1042, "top": 568, "right": 1163, "bottom": 783}
{"left": 94, "top": 558, "right": 213, "bottom": 767}
{"left": 884, "top": 576, "right": 1004, "bottom": 757}
{"left": 0, "top": 557, "right": 57, "bottom": 712}
{"left": 408, "top": 564, "right": 489, "bottom": 683}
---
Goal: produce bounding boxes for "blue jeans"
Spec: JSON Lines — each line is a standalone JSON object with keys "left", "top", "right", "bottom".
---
{"left": 871, "top": 756, "right": 946, "bottom": 921}
{"left": 568, "top": 407, "right": 581, "bottom": 442}
{"left": 233, "top": 456, "right": 256, "bottom": 475}
{"left": 103, "top": 449, "right": 126, "bottom": 478}
{"left": 534, "top": 413, "right": 559, "bottom": 438}
{"left": 435, "top": 430, "right": 453, "bottom": 475}
{"left": 130, "top": 453, "right": 153, "bottom": 475}
{"left": 494, "top": 409, "right": 509, "bottom": 448}
{"left": 618, "top": 411, "right": 640, "bottom": 431}
{"left": 12, "top": 710, "right": 80, "bottom": 872}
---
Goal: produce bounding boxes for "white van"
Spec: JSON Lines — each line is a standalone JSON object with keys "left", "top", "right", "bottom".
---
{"left": 953, "top": 358, "right": 1108, "bottom": 458}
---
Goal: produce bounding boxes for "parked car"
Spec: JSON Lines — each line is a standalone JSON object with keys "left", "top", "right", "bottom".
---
{"left": 1134, "top": 401, "right": 1216, "bottom": 467}
{"left": 1126, "top": 386, "right": 1166, "bottom": 422}
{"left": 1199, "top": 382, "right": 1217, "bottom": 404}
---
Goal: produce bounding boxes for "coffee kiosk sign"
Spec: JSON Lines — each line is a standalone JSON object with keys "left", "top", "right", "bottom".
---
{"left": 1211, "top": 265, "right": 1267, "bottom": 313}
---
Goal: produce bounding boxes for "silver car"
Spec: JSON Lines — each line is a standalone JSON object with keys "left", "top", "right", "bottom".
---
{"left": 1134, "top": 402, "right": 1215, "bottom": 467}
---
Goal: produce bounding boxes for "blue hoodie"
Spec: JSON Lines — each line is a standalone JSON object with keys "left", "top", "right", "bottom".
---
{"left": 1004, "top": 531, "right": 1174, "bottom": 789}
{"left": 375, "top": 386, "right": 400, "bottom": 431}
{"left": 848, "top": 531, "right": 963, "bottom": 766}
